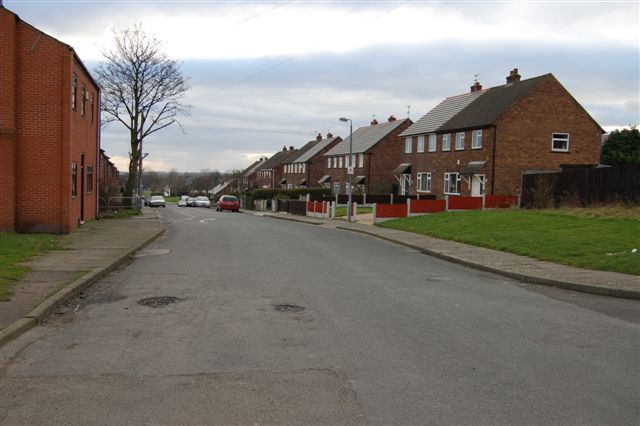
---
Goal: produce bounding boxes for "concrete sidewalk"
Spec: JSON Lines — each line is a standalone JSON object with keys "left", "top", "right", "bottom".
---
{"left": 259, "top": 211, "right": 640, "bottom": 300}
{"left": 0, "top": 210, "right": 164, "bottom": 346}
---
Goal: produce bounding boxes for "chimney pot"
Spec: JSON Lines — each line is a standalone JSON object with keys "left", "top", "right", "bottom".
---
{"left": 388, "top": 115, "right": 396, "bottom": 122}
{"left": 316, "top": 133, "right": 322, "bottom": 141}
{"left": 289, "top": 146, "right": 294, "bottom": 150}
{"left": 506, "top": 68, "right": 521, "bottom": 84}
{"left": 470, "top": 81, "right": 483, "bottom": 92}
{"left": 283, "top": 145, "right": 287, "bottom": 151}
{"left": 371, "top": 119, "right": 379, "bottom": 125}
{"left": 326, "top": 132, "right": 333, "bottom": 138}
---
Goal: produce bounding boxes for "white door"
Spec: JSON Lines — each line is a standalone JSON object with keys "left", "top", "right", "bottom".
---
{"left": 401, "top": 174, "right": 411, "bottom": 195}
{"left": 471, "top": 174, "right": 485, "bottom": 196}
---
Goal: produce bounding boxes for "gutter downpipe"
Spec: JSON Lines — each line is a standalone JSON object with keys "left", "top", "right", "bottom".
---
{"left": 490, "top": 124, "right": 497, "bottom": 195}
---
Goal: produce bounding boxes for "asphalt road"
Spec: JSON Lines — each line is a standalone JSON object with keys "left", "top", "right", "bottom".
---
{"left": 1, "top": 205, "right": 639, "bottom": 425}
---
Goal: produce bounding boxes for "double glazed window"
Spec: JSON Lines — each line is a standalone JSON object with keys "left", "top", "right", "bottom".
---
{"left": 405, "top": 137, "right": 413, "bottom": 154}
{"left": 428, "top": 134, "right": 437, "bottom": 152}
{"left": 417, "top": 172, "right": 431, "bottom": 193}
{"left": 417, "top": 136, "right": 425, "bottom": 153}
{"left": 71, "top": 74, "right": 77, "bottom": 111}
{"left": 444, "top": 172, "right": 460, "bottom": 194}
{"left": 472, "top": 130, "right": 482, "bottom": 149}
{"left": 71, "top": 162, "right": 78, "bottom": 197}
{"left": 455, "top": 132, "right": 465, "bottom": 150}
{"left": 552, "top": 133, "right": 569, "bottom": 152}
{"left": 442, "top": 134, "right": 451, "bottom": 151}
{"left": 87, "top": 165, "right": 93, "bottom": 193}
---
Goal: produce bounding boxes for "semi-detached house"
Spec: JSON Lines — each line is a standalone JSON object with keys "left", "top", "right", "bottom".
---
{"left": 281, "top": 133, "right": 342, "bottom": 189}
{"left": 398, "top": 69, "right": 603, "bottom": 198}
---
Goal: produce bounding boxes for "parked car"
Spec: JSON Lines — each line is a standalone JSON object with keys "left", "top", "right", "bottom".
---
{"left": 195, "top": 196, "right": 211, "bottom": 208}
{"left": 186, "top": 197, "right": 196, "bottom": 207}
{"left": 149, "top": 195, "right": 166, "bottom": 208}
{"left": 217, "top": 195, "right": 240, "bottom": 212}
{"left": 178, "top": 199, "right": 187, "bottom": 207}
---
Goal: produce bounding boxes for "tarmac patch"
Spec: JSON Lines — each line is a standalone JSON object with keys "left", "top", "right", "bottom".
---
{"left": 134, "top": 248, "right": 170, "bottom": 257}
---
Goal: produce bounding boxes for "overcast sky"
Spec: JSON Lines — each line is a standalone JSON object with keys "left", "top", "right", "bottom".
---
{"left": 6, "top": 0, "right": 639, "bottom": 173}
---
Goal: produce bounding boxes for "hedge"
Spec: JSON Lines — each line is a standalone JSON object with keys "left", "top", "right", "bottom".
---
{"left": 250, "top": 187, "right": 331, "bottom": 200}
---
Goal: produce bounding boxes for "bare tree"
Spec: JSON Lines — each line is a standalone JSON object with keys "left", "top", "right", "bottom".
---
{"left": 95, "top": 24, "right": 190, "bottom": 204}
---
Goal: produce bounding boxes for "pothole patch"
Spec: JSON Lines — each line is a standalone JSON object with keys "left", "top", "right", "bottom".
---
{"left": 137, "top": 296, "right": 182, "bottom": 307}
{"left": 274, "top": 304, "right": 305, "bottom": 313}
{"left": 134, "top": 248, "right": 170, "bottom": 258}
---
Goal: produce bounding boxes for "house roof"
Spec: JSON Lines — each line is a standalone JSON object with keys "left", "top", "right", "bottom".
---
{"left": 399, "top": 91, "right": 484, "bottom": 137}
{"left": 243, "top": 159, "right": 266, "bottom": 177}
{"left": 257, "top": 147, "right": 298, "bottom": 170}
{"left": 293, "top": 136, "right": 341, "bottom": 163}
{"left": 437, "top": 74, "right": 549, "bottom": 132}
{"left": 325, "top": 118, "right": 410, "bottom": 156}
{"left": 212, "top": 181, "right": 230, "bottom": 195}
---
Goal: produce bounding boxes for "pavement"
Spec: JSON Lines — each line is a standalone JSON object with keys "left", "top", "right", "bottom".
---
{"left": 1, "top": 207, "right": 638, "bottom": 347}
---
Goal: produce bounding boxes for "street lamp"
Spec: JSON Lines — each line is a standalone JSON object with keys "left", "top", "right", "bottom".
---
{"left": 339, "top": 117, "right": 353, "bottom": 223}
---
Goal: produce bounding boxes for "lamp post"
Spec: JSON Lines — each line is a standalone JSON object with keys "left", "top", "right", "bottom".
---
{"left": 339, "top": 117, "right": 353, "bottom": 223}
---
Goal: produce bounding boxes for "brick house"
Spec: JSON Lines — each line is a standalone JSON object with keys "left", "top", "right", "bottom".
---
{"left": 1, "top": 6, "right": 101, "bottom": 233}
{"left": 253, "top": 146, "right": 298, "bottom": 189}
{"left": 323, "top": 116, "right": 412, "bottom": 194}
{"left": 281, "top": 133, "right": 342, "bottom": 189}
{"left": 398, "top": 69, "right": 603, "bottom": 198}
{"left": 99, "top": 149, "right": 120, "bottom": 203}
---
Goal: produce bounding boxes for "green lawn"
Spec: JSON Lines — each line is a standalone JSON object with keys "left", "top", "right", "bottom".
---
{"left": 379, "top": 208, "right": 640, "bottom": 275}
{"left": 335, "top": 206, "right": 373, "bottom": 218}
{"left": 0, "top": 233, "right": 60, "bottom": 301}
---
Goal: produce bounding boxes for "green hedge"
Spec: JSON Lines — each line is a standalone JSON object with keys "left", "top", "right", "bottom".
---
{"left": 250, "top": 187, "right": 331, "bottom": 200}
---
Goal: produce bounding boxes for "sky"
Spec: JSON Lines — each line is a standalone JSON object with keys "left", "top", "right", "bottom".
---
{"left": 5, "top": 0, "right": 640, "bottom": 173}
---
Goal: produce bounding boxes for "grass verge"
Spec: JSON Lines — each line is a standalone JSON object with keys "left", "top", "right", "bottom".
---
{"left": 0, "top": 233, "right": 60, "bottom": 301}
{"left": 379, "top": 208, "right": 640, "bottom": 275}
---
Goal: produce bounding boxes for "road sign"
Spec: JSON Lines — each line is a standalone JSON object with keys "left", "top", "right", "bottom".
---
{"left": 347, "top": 166, "right": 354, "bottom": 175}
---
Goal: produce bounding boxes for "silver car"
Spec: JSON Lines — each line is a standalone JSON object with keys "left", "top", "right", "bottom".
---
{"left": 195, "top": 196, "right": 211, "bottom": 208}
{"left": 148, "top": 195, "right": 166, "bottom": 208}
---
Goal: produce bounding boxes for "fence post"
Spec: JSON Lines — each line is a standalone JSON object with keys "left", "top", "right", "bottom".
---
{"left": 390, "top": 193, "right": 394, "bottom": 204}
{"left": 352, "top": 202, "right": 357, "bottom": 222}
{"left": 363, "top": 193, "right": 367, "bottom": 205}
{"left": 323, "top": 201, "right": 328, "bottom": 219}
{"left": 482, "top": 193, "right": 486, "bottom": 210}
{"left": 331, "top": 201, "right": 336, "bottom": 219}
{"left": 445, "top": 195, "right": 449, "bottom": 211}
{"left": 407, "top": 198, "right": 411, "bottom": 217}
{"left": 373, "top": 203, "right": 377, "bottom": 224}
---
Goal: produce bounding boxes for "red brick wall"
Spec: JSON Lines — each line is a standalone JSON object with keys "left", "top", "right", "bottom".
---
{"left": 1, "top": 8, "right": 99, "bottom": 233}
{"left": 0, "top": 8, "right": 16, "bottom": 231}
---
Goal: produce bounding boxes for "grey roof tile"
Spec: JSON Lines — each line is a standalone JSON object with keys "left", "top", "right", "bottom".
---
{"left": 325, "top": 119, "right": 410, "bottom": 156}
{"left": 295, "top": 136, "right": 341, "bottom": 163}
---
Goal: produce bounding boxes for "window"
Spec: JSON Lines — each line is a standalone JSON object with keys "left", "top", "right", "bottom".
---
{"left": 87, "top": 165, "right": 93, "bottom": 193}
{"left": 428, "top": 134, "right": 437, "bottom": 152}
{"left": 344, "top": 155, "right": 349, "bottom": 167}
{"left": 442, "top": 134, "right": 451, "bottom": 151}
{"left": 322, "top": 182, "right": 331, "bottom": 189}
{"left": 358, "top": 153, "right": 364, "bottom": 168}
{"left": 417, "top": 136, "right": 425, "bottom": 153}
{"left": 302, "top": 164, "right": 305, "bottom": 173}
{"left": 333, "top": 157, "right": 337, "bottom": 168}
{"left": 552, "top": 133, "right": 570, "bottom": 152}
{"left": 90, "top": 93, "right": 95, "bottom": 122}
{"left": 71, "top": 74, "right": 77, "bottom": 111}
{"left": 338, "top": 157, "right": 343, "bottom": 168}
{"left": 71, "top": 162, "right": 78, "bottom": 197}
{"left": 472, "top": 130, "right": 482, "bottom": 149}
{"left": 417, "top": 172, "right": 431, "bottom": 192}
{"left": 444, "top": 172, "right": 460, "bottom": 194}
{"left": 81, "top": 84, "right": 87, "bottom": 117}
{"left": 327, "top": 158, "right": 331, "bottom": 168}
{"left": 351, "top": 154, "right": 356, "bottom": 167}
{"left": 405, "top": 137, "right": 412, "bottom": 154}
{"left": 455, "top": 132, "right": 465, "bottom": 150}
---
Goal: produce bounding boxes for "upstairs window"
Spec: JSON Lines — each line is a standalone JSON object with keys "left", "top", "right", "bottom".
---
{"left": 90, "top": 93, "right": 95, "bottom": 123}
{"left": 417, "top": 136, "right": 425, "bottom": 153}
{"left": 472, "top": 130, "right": 482, "bottom": 149}
{"left": 333, "top": 157, "right": 337, "bottom": 168}
{"left": 327, "top": 158, "right": 331, "bottom": 168}
{"left": 338, "top": 157, "right": 343, "bottom": 168}
{"left": 442, "top": 134, "right": 451, "bottom": 151}
{"left": 71, "top": 74, "right": 77, "bottom": 111}
{"left": 405, "top": 137, "right": 413, "bottom": 154}
{"left": 552, "top": 133, "right": 570, "bottom": 152}
{"left": 358, "top": 153, "right": 364, "bottom": 168}
{"left": 428, "top": 134, "right": 437, "bottom": 152}
{"left": 81, "top": 84, "right": 87, "bottom": 117}
{"left": 455, "top": 132, "right": 465, "bottom": 150}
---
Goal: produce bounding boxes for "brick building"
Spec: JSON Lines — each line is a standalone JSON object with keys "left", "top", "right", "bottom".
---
{"left": 281, "top": 133, "right": 342, "bottom": 189}
{"left": 398, "top": 69, "right": 603, "bottom": 198}
{"left": 323, "top": 116, "right": 412, "bottom": 194}
{"left": 1, "top": 6, "right": 101, "bottom": 233}
{"left": 253, "top": 146, "right": 298, "bottom": 189}
{"left": 99, "top": 149, "right": 120, "bottom": 204}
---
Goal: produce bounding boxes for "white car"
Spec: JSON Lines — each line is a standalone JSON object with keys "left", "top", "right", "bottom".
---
{"left": 178, "top": 199, "right": 187, "bottom": 207}
{"left": 148, "top": 195, "right": 166, "bottom": 208}
{"left": 195, "top": 196, "right": 211, "bottom": 208}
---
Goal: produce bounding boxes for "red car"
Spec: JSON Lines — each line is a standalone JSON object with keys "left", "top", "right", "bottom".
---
{"left": 216, "top": 195, "right": 240, "bottom": 212}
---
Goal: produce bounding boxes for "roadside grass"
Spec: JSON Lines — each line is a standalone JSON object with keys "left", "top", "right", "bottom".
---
{"left": 379, "top": 207, "right": 640, "bottom": 275}
{"left": 165, "top": 196, "right": 180, "bottom": 204}
{"left": 335, "top": 207, "right": 373, "bottom": 218}
{"left": 0, "top": 233, "right": 60, "bottom": 301}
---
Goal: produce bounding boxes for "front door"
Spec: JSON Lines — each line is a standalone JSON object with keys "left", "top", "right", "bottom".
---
{"left": 400, "top": 174, "right": 411, "bottom": 195}
{"left": 471, "top": 174, "right": 485, "bottom": 196}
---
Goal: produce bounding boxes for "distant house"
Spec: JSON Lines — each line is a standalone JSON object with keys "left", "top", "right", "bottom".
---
{"left": 398, "top": 69, "right": 604, "bottom": 198}
{"left": 254, "top": 146, "right": 299, "bottom": 189}
{"left": 1, "top": 6, "right": 101, "bottom": 233}
{"left": 99, "top": 149, "right": 120, "bottom": 202}
{"left": 281, "top": 133, "right": 342, "bottom": 189}
{"left": 242, "top": 157, "right": 268, "bottom": 192}
{"left": 323, "top": 116, "right": 412, "bottom": 194}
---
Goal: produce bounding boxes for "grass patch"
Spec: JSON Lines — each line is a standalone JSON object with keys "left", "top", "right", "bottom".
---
{"left": 335, "top": 207, "right": 373, "bottom": 217}
{"left": 165, "top": 196, "right": 180, "bottom": 204}
{"left": 379, "top": 208, "right": 640, "bottom": 275}
{"left": 101, "top": 208, "right": 141, "bottom": 219}
{"left": 0, "top": 233, "right": 60, "bottom": 301}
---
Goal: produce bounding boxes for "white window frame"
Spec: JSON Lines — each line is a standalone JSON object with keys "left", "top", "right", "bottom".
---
{"left": 333, "top": 157, "right": 337, "bottom": 168}
{"left": 455, "top": 132, "right": 465, "bottom": 150}
{"left": 405, "top": 137, "right": 413, "bottom": 154}
{"left": 338, "top": 157, "right": 343, "bottom": 168}
{"left": 472, "top": 130, "right": 483, "bottom": 149}
{"left": 444, "top": 172, "right": 460, "bottom": 195}
{"left": 442, "top": 134, "right": 451, "bottom": 151}
{"left": 358, "top": 153, "right": 364, "bottom": 168}
{"left": 302, "top": 163, "right": 305, "bottom": 173}
{"left": 417, "top": 136, "right": 425, "bottom": 153}
{"left": 417, "top": 172, "right": 431, "bottom": 193}
{"left": 428, "top": 134, "right": 437, "bottom": 152}
{"left": 552, "top": 133, "right": 570, "bottom": 152}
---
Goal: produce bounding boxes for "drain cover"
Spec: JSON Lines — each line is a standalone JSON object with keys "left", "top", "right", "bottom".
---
{"left": 274, "top": 304, "right": 305, "bottom": 313}
{"left": 137, "top": 296, "right": 182, "bottom": 307}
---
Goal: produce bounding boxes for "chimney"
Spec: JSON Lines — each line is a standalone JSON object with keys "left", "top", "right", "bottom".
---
{"left": 283, "top": 145, "right": 287, "bottom": 151}
{"left": 289, "top": 146, "right": 295, "bottom": 150}
{"left": 470, "top": 81, "right": 483, "bottom": 92}
{"left": 388, "top": 115, "right": 396, "bottom": 122}
{"left": 506, "top": 68, "right": 521, "bottom": 84}
{"left": 326, "top": 131, "right": 333, "bottom": 138}
{"left": 316, "top": 133, "right": 322, "bottom": 141}
{"left": 371, "top": 118, "right": 379, "bottom": 125}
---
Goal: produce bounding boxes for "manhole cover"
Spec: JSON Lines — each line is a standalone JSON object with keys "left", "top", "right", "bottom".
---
{"left": 137, "top": 296, "right": 182, "bottom": 307}
{"left": 274, "top": 304, "right": 305, "bottom": 313}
